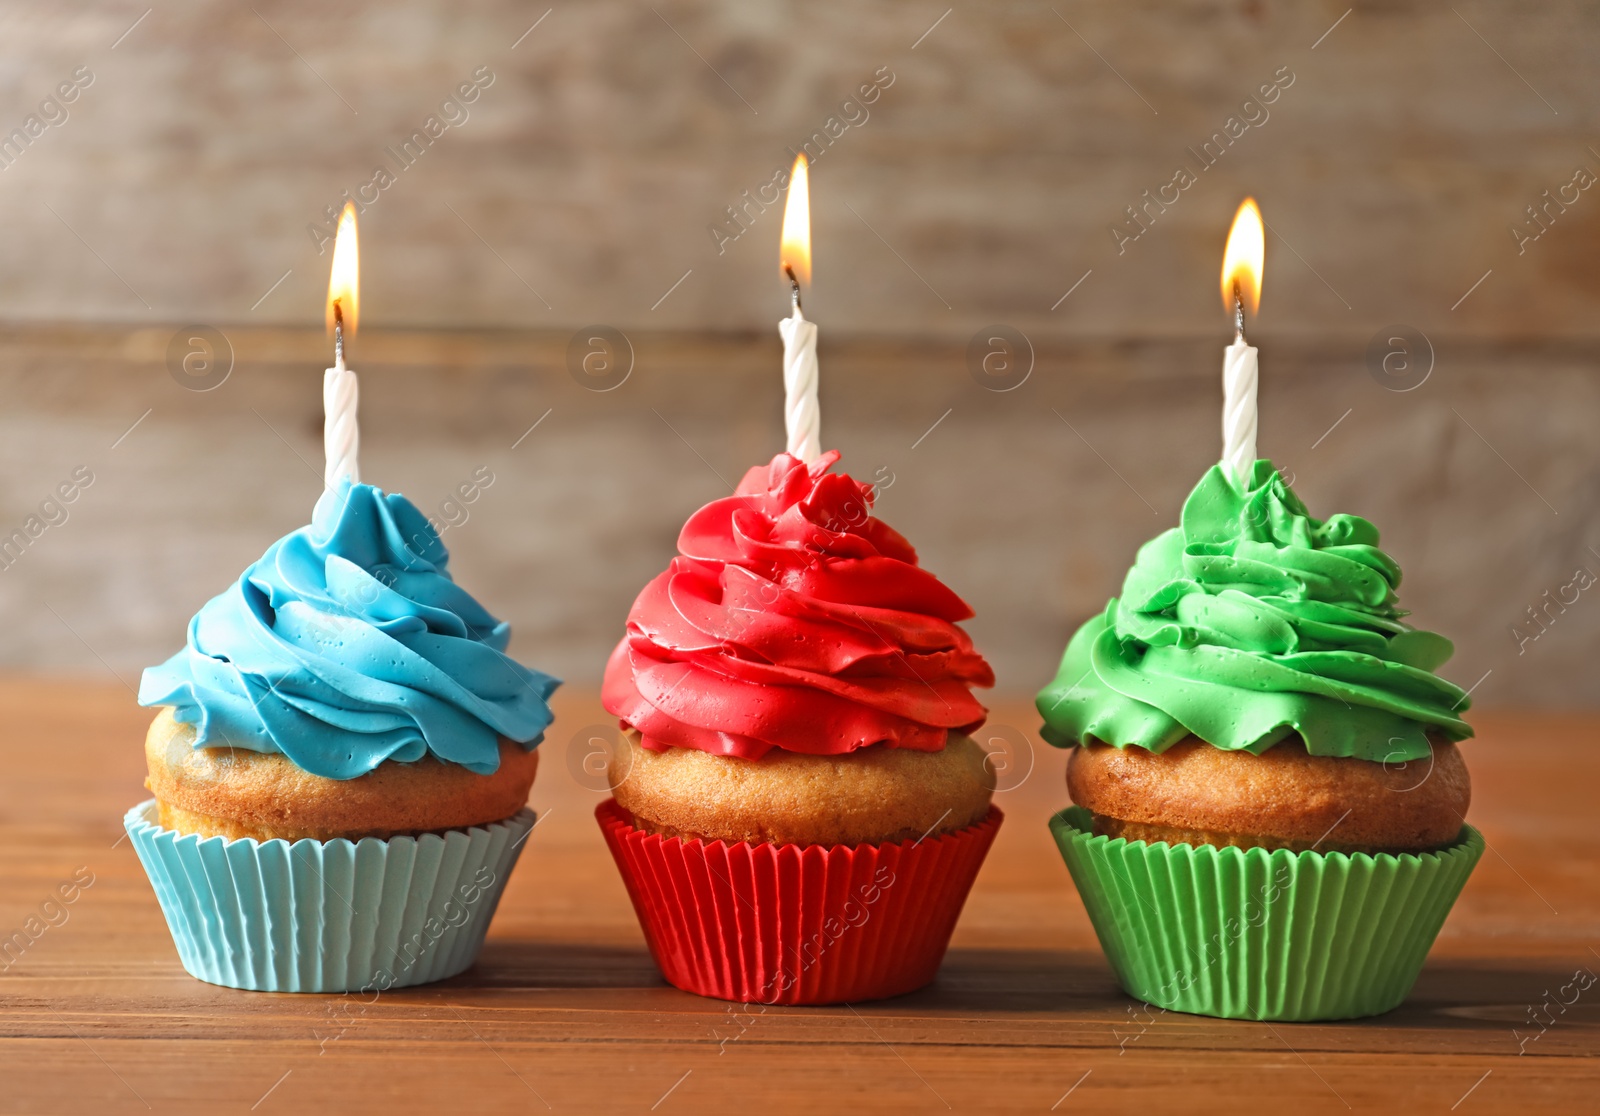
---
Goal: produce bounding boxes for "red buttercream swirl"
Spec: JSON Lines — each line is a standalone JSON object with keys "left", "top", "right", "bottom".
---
{"left": 602, "top": 451, "right": 994, "bottom": 759}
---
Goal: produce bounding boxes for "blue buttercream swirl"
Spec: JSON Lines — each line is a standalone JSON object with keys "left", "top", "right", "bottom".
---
{"left": 139, "top": 481, "right": 559, "bottom": 780}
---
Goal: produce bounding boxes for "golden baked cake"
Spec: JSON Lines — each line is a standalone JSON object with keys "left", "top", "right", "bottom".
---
{"left": 1068, "top": 736, "right": 1468, "bottom": 854}
{"left": 610, "top": 729, "right": 992, "bottom": 846}
{"left": 145, "top": 708, "right": 540, "bottom": 842}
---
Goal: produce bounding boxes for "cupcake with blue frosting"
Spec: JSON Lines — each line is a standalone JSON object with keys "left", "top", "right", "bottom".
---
{"left": 127, "top": 481, "right": 558, "bottom": 992}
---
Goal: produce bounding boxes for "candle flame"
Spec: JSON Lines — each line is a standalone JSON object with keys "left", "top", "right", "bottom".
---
{"left": 780, "top": 153, "right": 811, "bottom": 288}
{"left": 326, "top": 202, "right": 359, "bottom": 337}
{"left": 1220, "top": 197, "right": 1264, "bottom": 317}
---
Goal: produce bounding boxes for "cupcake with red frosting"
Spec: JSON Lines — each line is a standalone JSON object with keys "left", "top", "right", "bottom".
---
{"left": 597, "top": 450, "right": 1001, "bottom": 1004}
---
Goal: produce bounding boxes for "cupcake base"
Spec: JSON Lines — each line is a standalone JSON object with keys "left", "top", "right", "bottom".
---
{"left": 597, "top": 798, "right": 1001, "bottom": 1005}
{"left": 126, "top": 800, "right": 534, "bottom": 993}
{"left": 1050, "top": 806, "right": 1483, "bottom": 1021}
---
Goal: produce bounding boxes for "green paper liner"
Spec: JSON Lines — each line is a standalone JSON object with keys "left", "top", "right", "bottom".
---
{"left": 1049, "top": 806, "right": 1483, "bottom": 1021}
{"left": 125, "top": 799, "right": 534, "bottom": 993}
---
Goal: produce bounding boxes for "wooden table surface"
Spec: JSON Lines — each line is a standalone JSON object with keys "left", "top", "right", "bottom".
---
{"left": 2, "top": 680, "right": 1596, "bottom": 1113}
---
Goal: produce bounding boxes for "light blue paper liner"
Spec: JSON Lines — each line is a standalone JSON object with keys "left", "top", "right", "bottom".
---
{"left": 125, "top": 799, "right": 534, "bottom": 993}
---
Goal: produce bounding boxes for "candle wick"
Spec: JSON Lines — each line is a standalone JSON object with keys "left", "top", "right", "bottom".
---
{"left": 333, "top": 301, "right": 345, "bottom": 370}
{"left": 784, "top": 264, "right": 803, "bottom": 314}
{"left": 1232, "top": 281, "right": 1247, "bottom": 345}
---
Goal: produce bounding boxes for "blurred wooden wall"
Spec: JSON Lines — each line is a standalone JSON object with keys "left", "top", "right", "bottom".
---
{"left": 0, "top": 2, "right": 1595, "bottom": 709}
{"left": 0, "top": 2, "right": 1593, "bottom": 337}
{"left": 1, "top": 325, "right": 1593, "bottom": 712}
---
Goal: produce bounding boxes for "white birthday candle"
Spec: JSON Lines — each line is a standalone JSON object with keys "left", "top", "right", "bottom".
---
{"left": 778, "top": 153, "right": 820, "bottom": 463}
{"left": 324, "top": 202, "right": 361, "bottom": 489}
{"left": 1219, "top": 198, "right": 1265, "bottom": 485}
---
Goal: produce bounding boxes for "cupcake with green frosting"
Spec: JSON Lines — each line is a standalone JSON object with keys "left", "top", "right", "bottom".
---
{"left": 1039, "top": 461, "right": 1483, "bottom": 1020}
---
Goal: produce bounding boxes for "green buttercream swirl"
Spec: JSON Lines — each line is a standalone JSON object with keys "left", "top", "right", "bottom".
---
{"left": 1036, "top": 461, "right": 1472, "bottom": 761}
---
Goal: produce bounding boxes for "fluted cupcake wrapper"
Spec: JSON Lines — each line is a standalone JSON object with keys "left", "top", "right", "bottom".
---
{"left": 597, "top": 799, "right": 1002, "bottom": 1005}
{"left": 125, "top": 800, "right": 534, "bottom": 993}
{"left": 1049, "top": 806, "right": 1483, "bottom": 1021}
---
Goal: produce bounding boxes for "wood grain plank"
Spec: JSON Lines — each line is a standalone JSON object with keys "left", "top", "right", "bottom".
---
{"left": 1, "top": 681, "right": 1596, "bottom": 1112}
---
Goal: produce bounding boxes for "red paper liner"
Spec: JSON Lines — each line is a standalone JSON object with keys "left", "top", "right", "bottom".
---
{"left": 597, "top": 799, "right": 1002, "bottom": 1005}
